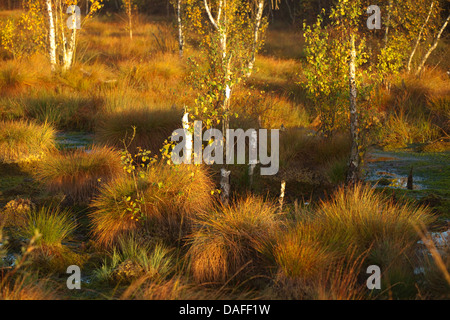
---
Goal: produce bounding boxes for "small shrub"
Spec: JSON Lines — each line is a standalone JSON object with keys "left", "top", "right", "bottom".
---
{"left": 0, "top": 198, "right": 35, "bottom": 229}
{"left": 90, "top": 163, "right": 214, "bottom": 246}
{"left": 0, "top": 120, "right": 56, "bottom": 163}
{"left": 35, "top": 146, "right": 123, "bottom": 204}
{"left": 187, "top": 196, "right": 280, "bottom": 284}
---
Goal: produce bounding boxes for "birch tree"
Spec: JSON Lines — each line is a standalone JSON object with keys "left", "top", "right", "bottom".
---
{"left": 45, "top": 0, "right": 57, "bottom": 71}
{"left": 304, "top": 0, "right": 369, "bottom": 184}
{"left": 184, "top": 0, "right": 269, "bottom": 203}
{"left": 415, "top": 12, "right": 450, "bottom": 76}
{"left": 122, "top": 0, "right": 135, "bottom": 40}
{"left": 43, "top": 0, "right": 103, "bottom": 72}
{"left": 170, "top": 0, "right": 185, "bottom": 57}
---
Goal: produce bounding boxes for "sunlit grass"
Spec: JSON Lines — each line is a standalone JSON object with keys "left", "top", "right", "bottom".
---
{"left": 90, "top": 163, "right": 214, "bottom": 246}
{"left": 0, "top": 120, "right": 56, "bottom": 163}
{"left": 94, "top": 236, "right": 173, "bottom": 283}
{"left": 95, "top": 105, "right": 181, "bottom": 155}
{"left": 187, "top": 195, "right": 280, "bottom": 284}
{"left": 35, "top": 146, "right": 123, "bottom": 204}
{"left": 14, "top": 206, "right": 76, "bottom": 248}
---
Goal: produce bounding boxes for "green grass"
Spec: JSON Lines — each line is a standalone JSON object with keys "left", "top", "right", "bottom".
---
{"left": 13, "top": 206, "right": 77, "bottom": 249}
{"left": 94, "top": 236, "right": 173, "bottom": 283}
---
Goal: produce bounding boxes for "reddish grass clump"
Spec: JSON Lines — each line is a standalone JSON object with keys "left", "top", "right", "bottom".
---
{"left": 90, "top": 163, "right": 214, "bottom": 247}
{"left": 0, "top": 120, "right": 56, "bottom": 163}
{"left": 187, "top": 196, "right": 280, "bottom": 284}
{"left": 95, "top": 106, "right": 181, "bottom": 155}
{"left": 36, "top": 146, "right": 123, "bottom": 204}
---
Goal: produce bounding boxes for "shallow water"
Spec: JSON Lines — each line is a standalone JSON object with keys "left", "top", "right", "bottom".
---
{"left": 364, "top": 147, "right": 450, "bottom": 196}
{"left": 55, "top": 132, "right": 94, "bottom": 150}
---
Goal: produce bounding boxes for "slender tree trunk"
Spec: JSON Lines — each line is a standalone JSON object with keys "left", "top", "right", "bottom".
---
{"left": 245, "top": 0, "right": 264, "bottom": 78}
{"left": 285, "top": 0, "right": 295, "bottom": 25}
{"left": 416, "top": 13, "right": 450, "bottom": 76}
{"left": 408, "top": 1, "right": 434, "bottom": 73}
{"left": 347, "top": 34, "right": 359, "bottom": 185}
{"left": 63, "top": 28, "right": 76, "bottom": 71}
{"left": 383, "top": 0, "right": 392, "bottom": 46}
{"left": 128, "top": 1, "right": 133, "bottom": 40}
{"left": 46, "top": 0, "right": 57, "bottom": 72}
{"left": 176, "top": 0, "right": 184, "bottom": 57}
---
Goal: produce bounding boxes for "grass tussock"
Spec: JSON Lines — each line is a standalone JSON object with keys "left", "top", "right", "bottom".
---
{"left": 95, "top": 106, "right": 181, "bottom": 155}
{"left": 273, "top": 251, "right": 368, "bottom": 300}
{"left": 90, "top": 163, "right": 214, "bottom": 246}
{"left": 94, "top": 236, "right": 173, "bottom": 283}
{"left": 13, "top": 206, "right": 77, "bottom": 250}
{"left": 4, "top": 205, "right": 83, "bottom": 273}
{"left": 273, "top": 224, "right": 337, "bottom": 280}
{"left": 315, "top": 183, "right": 435, "bottom": 263}
{"left": 35, "top": 146, "right": 123, "bottom": 204}
{"left": 2, "top": 90, "right": 104, "bottom": 131}
{"left": 187, "top": 195, "right": 280, "bottom": 284}
{"left": 278, "top": 129, "right": 351, "bottom": 184}
{"left": 0, "top": 120, "right": 55, "bottom": 163}
{"left": 0, "top": 275, "right": 57, "bottom": 300}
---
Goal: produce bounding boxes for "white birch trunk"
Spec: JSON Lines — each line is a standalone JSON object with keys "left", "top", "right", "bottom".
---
{"left": 245, "top": 0, "right": 264, "bottom": 78}
{"left": 177, "top": 0, "right": 184, "bottom": 57}
{"left": 46, "top": 0, "right": 57, "bottom": 72}
{"left": 416, "top": 13, "right": 450, "bottom": 76}
{"left": 182, "top": 112, "right": 193, "bottom": 164}
{"left": 407, "top": 1, "right": 434, "bottom": 73}
{"left": 128, "top": 1, "right": 133, "bottom": 40}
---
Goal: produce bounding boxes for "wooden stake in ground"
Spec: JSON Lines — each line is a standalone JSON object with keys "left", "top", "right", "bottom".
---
{"left": 407, "top": 166, "right": 413, "bottom": 190}
{"left": 182, "top": 111, "right": 192, "bottom": 163}
{"left": 248, "top": 125, "right": 258, "bottom": 188}
{"left": 220, "top": 168, "right": 231, "bottom": 206}
{"left": 278, "top": 180, "right": 286, "bottom": 213}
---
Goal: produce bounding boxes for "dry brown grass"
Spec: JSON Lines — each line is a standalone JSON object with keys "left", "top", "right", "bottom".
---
{"left": 0, "top": 275, "right": 57, "bottom": 300}
{"left": 90, "top": 163, "right": 214, "bottom": 246}
{"left": 35, "top": 146, "right": 123, "bottom": 204}
{"left": 187, "top": 195, "right": 280, "bottom": 284}
{"left": 95, "top": 105, "right": 181, "bottom": 155}
{"left": 0, "top": 120, "right": 56, "bottom": 163}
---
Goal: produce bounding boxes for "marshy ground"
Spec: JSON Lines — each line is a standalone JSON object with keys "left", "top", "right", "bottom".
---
{"left": 0, "top": 8, "right": 449, "bottom": 300}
